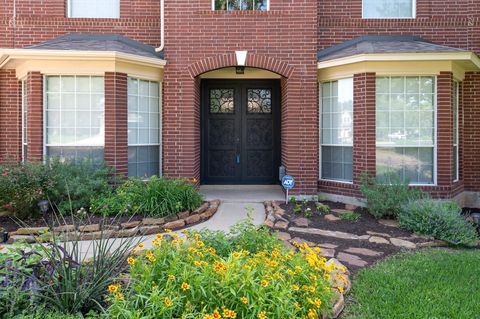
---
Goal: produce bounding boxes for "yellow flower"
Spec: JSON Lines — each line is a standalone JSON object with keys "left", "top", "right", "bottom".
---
{"left": 127, "top": 257, "right": 135, "bottom": 265}
{"left": 137, "top": 243, "right": 145, "bottom": 249}
{"left": 338, "top": 286, "right": 344, "bottom": 294}
{"left": 181, "top": 282, "right": 190, "bottom": 290}
{"left": 164, "top": 228, "right": 172, "bottom": 233}
{"left": 148, "top": 255, "right": 156, "bottom": 262}
{"left": 164, "top": 296, "right": 172, "bottom": 307}
{"left": 324, "top": 274, "right": 331, "bottom": 281}
{"left": 168, "top": 274, "right": 176, "bottom": 280}
{"left": 244, "top": 265, "right": 251, "bottom": 270}
{"left": 223, "top": 309, "right": 237, "bottom": 318}
{"left": 307, "top": 308, "right": 317, "bottom": 319}
{"left": 107, "top": 284, "right": 119, "bottom": 294}
{"left": 156, "top": 234, "right": 163, "bottom": 240}
{"left": 115, "top": 293, "right": 124, "bottom": 300}
{"left": 131, "top": 249, "right": 137, "bottom": 254}
{"left": 196, "top": 241, "right": 205, "bottom": 248}
{"left": 260, "top": 280, "right": 268, "bottom": 287}
{"left": 193, "top": 233, "right": 201, "bottom": 240}
{"left": 232, "top": 251, "right": 241, "bottom": 258}
{"left": 258, "top": 311, "right": 267, "bottom": 319}
{"left": 212, "top": 310, "right": 221, "bottom": 319}
{"left": 292, "top": 284, "right": 299, "bottom": 291}
{"left": 240, "top": 296, "right": 248, "bottom": 304}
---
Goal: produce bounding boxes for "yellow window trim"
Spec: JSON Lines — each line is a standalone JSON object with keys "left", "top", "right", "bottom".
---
{"left": 0, "top": 49, "right": 166, "bottom": 81}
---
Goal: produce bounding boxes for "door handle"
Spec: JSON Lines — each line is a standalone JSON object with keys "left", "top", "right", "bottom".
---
{"left": 236, "top": 154, "right": 240, "bottom": 164}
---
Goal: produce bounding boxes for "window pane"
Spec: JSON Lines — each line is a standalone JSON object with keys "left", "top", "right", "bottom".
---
{"left": 377, "top": 147, "right": 433, "bottom": 184}
{"left": 70, "top": 0, "right": 120, "bottom": 18}
{"left": 128, "top": 77, "right": 161, "bottom": 178}
{"left": 45, "top": 76, "right": 105, "bottom": 161}
{"left": 215, "top": 0, "right": 267, "bottom": 11}
{"left": 363, "top": 0, "right": 414, "bottom": 18}
{"left": 321, "top": 146, "right": 353, "bottom": 182}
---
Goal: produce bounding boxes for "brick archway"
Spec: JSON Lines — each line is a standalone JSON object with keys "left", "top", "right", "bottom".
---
{"left": 187, "top": 53, "right": 294, "bottom": 79}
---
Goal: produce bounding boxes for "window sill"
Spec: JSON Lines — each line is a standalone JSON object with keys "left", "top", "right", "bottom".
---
{"left": 196, "top": 10, "right": 285, "bottom": 16}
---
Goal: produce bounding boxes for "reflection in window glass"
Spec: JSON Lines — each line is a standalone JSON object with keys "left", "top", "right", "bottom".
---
{"left": 214, "top": 0, "right": 268, "bottom": 11}
{"left": 45, "top": 76, "right": 105, "bottom": 162}
{"left": 69, "top": 0, "right": 120, "bottom": 18}
{"left": 320, "top": 78, "right": 353, "bottom": 182}
{"left": 362, "top": 0, "right": 414, "bottom": 18}
{"left": 376, "top": 76, "right": 435, "bottom": 184}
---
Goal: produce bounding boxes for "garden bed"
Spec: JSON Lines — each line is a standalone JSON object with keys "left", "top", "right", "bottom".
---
{"left": 264, "top": 201, "right": 443, "bottom": 272}
{"left": 1, "top": 200, "right": 220, "bottom": 244}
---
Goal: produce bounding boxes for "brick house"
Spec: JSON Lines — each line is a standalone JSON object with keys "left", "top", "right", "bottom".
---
{"left": 0, "top": 0, "right": 479, "bottom": 207}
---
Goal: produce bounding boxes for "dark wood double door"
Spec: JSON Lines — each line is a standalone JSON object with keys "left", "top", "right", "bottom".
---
{"left": 201, "top": 80, "right": 280, "bottom": 184}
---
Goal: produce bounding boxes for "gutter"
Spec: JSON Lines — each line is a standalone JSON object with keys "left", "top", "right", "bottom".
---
{"left": 155, "top": 0, "right": 164, "bottom": 52}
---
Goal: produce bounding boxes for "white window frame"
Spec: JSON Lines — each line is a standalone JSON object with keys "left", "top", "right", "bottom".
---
{"left": 212, "top": 0, "right": 270, "bottom": 10}
{"left": 67, "top": 0, "right": 120, "bottom": 18}
{"left": 319, "top": 78, "right": 354, "bottom": 184}
{"left": 21, "top": 80, "right": 27, "bottom": 162}
{"left": 375, "top": 75, "right": 437, "bottom": 186}
{"left": 127, "top": 76, "right": 162, "bottom": 178}
{"left": 453, "top": 80, "right": 459, "bottom": 182}
{"left": 43, "top": 75, "right": 105, "bottom": 162}
{"left": 362, "top": 0, "right": 416, "bottom": 19}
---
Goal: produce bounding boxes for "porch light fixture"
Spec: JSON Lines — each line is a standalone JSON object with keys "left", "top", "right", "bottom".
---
{"left": 235, "top": 50, "right": 248, "bottom": 66}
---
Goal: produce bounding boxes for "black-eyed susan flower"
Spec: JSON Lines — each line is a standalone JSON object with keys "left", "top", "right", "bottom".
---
{"left": 164, "top": 296, "right": 172, "bottom": 307}
{"left": 127, "top": 257, "right": 135, "bottom": 265}
{"left": 108, "top": 284, "right": 119, "bottom": 293}
{"left": 240, "top": 296, "right": 248, "bottom": 304}
{"left": 258, "top": 311, "right": 267, "bottom": 319}
{"left": 181, "top": 282, "right": 190, "bottom": 290}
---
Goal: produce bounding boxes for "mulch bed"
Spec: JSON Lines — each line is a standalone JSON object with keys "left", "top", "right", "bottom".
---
{"left": 0, "top": 212, "right": 144, "bottom": 233}
{"left": 278, "top": 201, "right": 435, "bottom": 272}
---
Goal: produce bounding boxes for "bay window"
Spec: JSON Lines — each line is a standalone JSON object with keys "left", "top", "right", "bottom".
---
{"left": 362, "top": 0, "right": 415, "bottom": 18}
{"left": 45, "top": 76, "right": 105, "bottom": 162}
{"left": 320, "top": 78, "right": 353, "bottom": 182}
{"left": 376, "top": 76, "right": 436, "bottom": 184}
{"left": 127, "top": 77, "right": 161, "bottom": 178}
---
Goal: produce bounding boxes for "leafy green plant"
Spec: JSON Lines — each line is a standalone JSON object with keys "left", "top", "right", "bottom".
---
{"left": 90, "top": 176, "right": 204, "bottom": 217}
{"left": 315, "top": 202, "right": 330, "bottom": 215}
{"left": 303, "top": 208, "right": 313, "bottom": 218}
{"left": 359, "top": 173, "right": 426, "bottom": 219}
{"left": 399, "top": 199, "right": 478, "bottom": 246}
{"left": 106, "top": 219, "right": 339, "bottom": 319}
{"left": 338, "top": 212, "right": 361, "bottom": 222}
{"left": 293, "top": 204, "right": 302, "bottom": 215}
{"left": 289, "top": 196, "right": 297, "bottom": 204}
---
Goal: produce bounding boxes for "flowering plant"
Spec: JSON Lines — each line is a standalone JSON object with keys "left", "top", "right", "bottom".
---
{"left": 107, "top": 222, "right": 344, "bottom": 319}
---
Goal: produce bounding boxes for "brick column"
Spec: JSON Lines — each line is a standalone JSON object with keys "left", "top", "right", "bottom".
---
{"left": 436, "top": 72, "right": 454, "bottom": 188}
{"left": 0, "top": 70, "right": 21, "bottom": 162}
{"left": 463, "top": 72, "right": 480, "bottom": 191}
{"left": 26, "top": 71, "right": 43, "bottom": 162}
{"left": 104, "top": 72, "right": 128, "bottom": 176}
{"left": 352, "top": 72, "right": 376, "bottom": 186}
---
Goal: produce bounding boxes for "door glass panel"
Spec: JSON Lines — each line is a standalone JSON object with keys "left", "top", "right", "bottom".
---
{"left": 210, "top": 89, "right": 234, "bottom": 113}
{"left": 247, "top": 89, "right": 272, "bottom": 113}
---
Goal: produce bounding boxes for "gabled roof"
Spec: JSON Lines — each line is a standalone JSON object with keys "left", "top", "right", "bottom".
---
{"left": 26, "top": 33, "right": 164, "bottom": 60}
{"left": 317, "top": 36, "right": 467, "bottom": 62}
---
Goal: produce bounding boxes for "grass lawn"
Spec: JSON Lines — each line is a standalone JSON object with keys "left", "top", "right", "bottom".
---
{"left": 343, "top": 248, "right": 480, "bottom": 319}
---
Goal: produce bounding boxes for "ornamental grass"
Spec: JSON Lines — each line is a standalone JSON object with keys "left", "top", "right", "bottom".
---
{"left": 106, "top": 227, "right": 345, "bottom": 319}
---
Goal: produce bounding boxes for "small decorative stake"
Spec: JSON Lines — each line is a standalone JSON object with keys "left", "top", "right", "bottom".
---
{"left": 281, "top": 175, "right": 295, "bottom": 204}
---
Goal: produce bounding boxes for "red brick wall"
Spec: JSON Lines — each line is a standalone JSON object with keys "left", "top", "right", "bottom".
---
{"left": 104, "top": 72, "right": 128, "bottom": 176}
{"left": 0, "top": 70, "right": 21, "bottom": 162}
{"left": 0, "top": 0, "right": 161, "bottom": 48}
{"left": 163, "top": 0, "right": 319, "bottom": 194}
{"left": 26, "top": 71, "right": 43, "bottom": 162}
{"left": 463, "top": 72, "right": 480, "bottom": 191}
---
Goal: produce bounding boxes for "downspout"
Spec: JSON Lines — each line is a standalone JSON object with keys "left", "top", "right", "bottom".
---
{"left": 155, "top": 0, "right": 164, "bottom": 52}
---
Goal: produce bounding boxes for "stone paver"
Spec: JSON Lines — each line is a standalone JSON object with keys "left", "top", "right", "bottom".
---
{"left": 276, "top": 232, "right": 291, "bottom": 241}
{"left": 317, "top": 243, "right": 338, "bottom": 249}
{"left": 320, "top": 247, "right": 335, "bottom": 258}
{"left": 325, "top": 214, "right": 341, "bottom": 221}
{"left": 290, "top": 237, "right": 316, "bottom": 247}
{"left": 366, "top": 231, "right": 391, "bottom": 238}
{"left": 273, "top": 220, "right": 289, "bottom": 231}
{"left": 331, "top": 209, "right": 353, "bottom": 215}
{"left": 292, "top": 217, "right": 310, "bottom": 227}
{"left": 337, "top": 252, "right": 368, "bottom": 267}
{"left": 289, "top": 227, "right": 361, "bottom": 240}
{"left": 369, "top": 236, "right": 390, "bottom": 244}
{"left": 390, "top": 237, "right": 416, "bottom": 249}
{"left": 344, "top": 247, "right": 383, "bottom": 257}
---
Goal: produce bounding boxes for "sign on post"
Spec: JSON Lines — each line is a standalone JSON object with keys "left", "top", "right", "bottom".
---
{"left": 281, "top": 175, "right": 295, "bottom": 204}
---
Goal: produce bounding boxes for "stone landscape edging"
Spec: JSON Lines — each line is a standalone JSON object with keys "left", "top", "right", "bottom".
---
{"left": 6, "top": 199, "right": 221, "bottom": 244}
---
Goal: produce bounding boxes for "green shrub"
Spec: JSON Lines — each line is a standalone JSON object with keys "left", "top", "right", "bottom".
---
{"left": 0, "top": 160, "right": 115, "bottom": 218}
{"left": 106, "top": 220, "right": 340, "bottom": 319}
{"left": 399, "top": 199, "right": 478, "bottom": 246}
{"left": 91, "top": 176, "right": 203, "bottom": 217}
{"left": 359, "top": 173, "right": 426, "bottom": 219}
{"left": 338, "top": 212, "right": 361, "bottom": 222}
